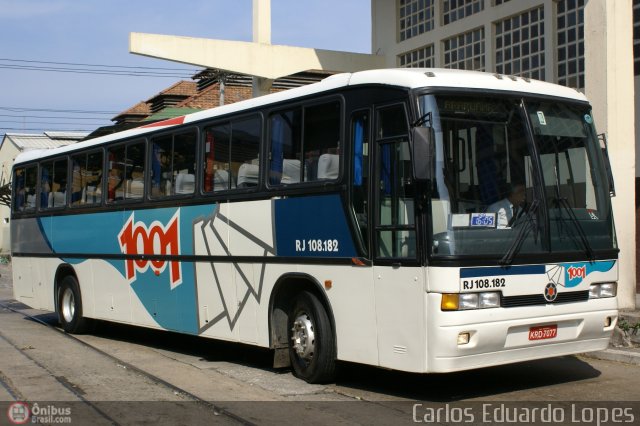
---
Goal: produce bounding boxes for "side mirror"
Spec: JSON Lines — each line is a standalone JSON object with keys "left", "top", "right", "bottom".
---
{"left": 598, "top": 133, "right": 616, "bottom": 197}
{"left": 411, "top": 126, "right": 435, "bottom": 182}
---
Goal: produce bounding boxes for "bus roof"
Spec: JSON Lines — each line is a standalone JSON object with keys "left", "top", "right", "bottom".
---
{"left": 14, "top": 68, "right": 588, "bottom": 165}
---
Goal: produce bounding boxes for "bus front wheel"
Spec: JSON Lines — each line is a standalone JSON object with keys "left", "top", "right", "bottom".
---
{"left": 57, "top": 275, "right": 90, "bottom": 334}
{"left": 288, "top": 291, "right": 336, "bottom": 383}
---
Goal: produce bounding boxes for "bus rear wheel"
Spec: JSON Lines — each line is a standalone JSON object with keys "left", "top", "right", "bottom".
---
{"left": 288, "top": 291, "right": 336, "bottom": 383}
{"left": 57, "top": 275, "right": 91, "bottom": 334}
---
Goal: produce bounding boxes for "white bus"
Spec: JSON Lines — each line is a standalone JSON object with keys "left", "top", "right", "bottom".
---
{"left": 11, "top": 69, "right": 618, "bottom": 383}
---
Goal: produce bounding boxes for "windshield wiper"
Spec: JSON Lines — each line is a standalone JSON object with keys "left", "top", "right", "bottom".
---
{"left": 412, "top": 112, "right": 432, "bottom": 128}
{"left": 546, "top": 136, "right": 595, "bottom": 261}
{"left": 499, "top": 199, "right": 540, "bottom": 266}
{"left": 554, "top": 196, "right": 595, "bottom": 262}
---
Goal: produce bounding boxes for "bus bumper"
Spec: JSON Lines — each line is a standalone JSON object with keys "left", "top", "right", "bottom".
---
{"left": 425, "top": 293, "right": 618, "bottom": 373}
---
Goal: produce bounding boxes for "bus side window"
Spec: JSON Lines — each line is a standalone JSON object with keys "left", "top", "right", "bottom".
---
{"left": 232, "top": 116, "right": 260, "bottom": 189}
{"left": 87, "top": 151, "right": 103, "bottom": 205}
{"left": 351, "top": 111, "right": 370, "bottom": 254}
{"left": 39, "top": 161, "right": 52, "bottom": 209}
{"left": 39, "top": 159, "right": 67, "bottom": 209}
{"left": 173, "top": 131, "right": 197, "bottom": 195}
{"left": 269, "top": 109, "right": 302, "bottom": 185}
{"left": 12, "top": 166, "right": 37, "bottom": 212}
{"left": 269, "top": 102, "right": 341, "bottom": 186}
{"left": 107, "top": 145, "right": 125, "bottom": 203}
{"left": 151, "top": 135, "right": 172, "bottom": 197}
{"left": 71, "top": 151, "right": 103, "bottom": 206}
{"left": 304, "top": 101, "right": 341, "bottom": 182}
{"left": 124, "top": 142, "right": 145, "bottom": 200}
{"left": 203, "top": 124, "right": 231, "bottom": 193}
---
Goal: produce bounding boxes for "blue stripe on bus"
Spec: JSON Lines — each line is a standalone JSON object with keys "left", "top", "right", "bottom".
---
{"left": 460, "top": 265, "right": 546, "bottom": 278}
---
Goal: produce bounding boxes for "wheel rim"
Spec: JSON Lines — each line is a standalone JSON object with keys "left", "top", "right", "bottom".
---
{"left": 61, "top": 288, "right": 75, "bottom": 323}
{"left": 291, "top": 313, "right": 315, "bottom": 361}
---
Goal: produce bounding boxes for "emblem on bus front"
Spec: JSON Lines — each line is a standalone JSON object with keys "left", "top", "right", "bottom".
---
{"left": 544, "top": 282, "right": 558, "bottom": 302}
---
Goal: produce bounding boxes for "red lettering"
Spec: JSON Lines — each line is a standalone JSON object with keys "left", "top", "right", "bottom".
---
{"left": 567, "top": 266, "right": 586, "bottom": 281}
{"left": 118, "top": 211, "right": 182, "bottom": 288}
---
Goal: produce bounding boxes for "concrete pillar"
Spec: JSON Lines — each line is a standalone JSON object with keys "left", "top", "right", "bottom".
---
{"left": 252, "top": 0, "right": 273, "bottom": 97}
{"left": 585, "top": 0, "right": 636, "bottom": 309}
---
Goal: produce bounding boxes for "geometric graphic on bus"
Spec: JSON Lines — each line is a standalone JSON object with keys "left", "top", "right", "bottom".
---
{"left": 193, "top": 202, "right": 275, "bottom": 333}
{"left": 546, "top": 260, "right": 615, "bottom": 288}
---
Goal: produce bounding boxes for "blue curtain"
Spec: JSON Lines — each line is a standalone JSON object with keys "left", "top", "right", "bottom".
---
{"left": 353, "top": 119, "right": 364, "bottom": 186}
{"left": 475, "top": 125, "right": 500, "bottom": 204}
{"left": 381, "top": 144, "right": 392, "bottom": 195}
{"left": 270, "top": 115, "right": 284, "bottom": 185}
{"left": 151, "top": 143, "right": 161, "bottom": 187}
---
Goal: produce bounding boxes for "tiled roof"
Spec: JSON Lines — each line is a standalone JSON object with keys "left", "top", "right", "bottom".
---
{"left": 113, "top": 81, "right": 198, "bottom": 121}
{"left": 112, "top": 71, "right": 332, "bottom": 124}
{"left": 161, "top": 80, "right": 198, "bottom": 97}
{"left": 115, "top": 101, "right": 151, "bottom": 118}
{"left": 175, "top": 83, "right": 223, "bottom": 109}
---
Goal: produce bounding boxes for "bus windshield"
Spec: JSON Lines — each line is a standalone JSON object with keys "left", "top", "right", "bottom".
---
{"left": 418, "top": 94, "right": 616, "bottom": 260}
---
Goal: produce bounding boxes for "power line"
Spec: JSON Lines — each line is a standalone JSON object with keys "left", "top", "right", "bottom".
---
{"left": 0, "top": 120, "right": 107, "bottom": 126}
{"left": 0, "top": 64, "right": 193, "bottom": 78}
{"left": 0, "top": 57, "right": 200, "bottom": 72}
{"left": 0, "top": 127, "right": 95, "bottom": 132}
{"left": 0, "top": 106, "right": 118, "bottom": 115}
{"left": 0, "top": 114, "right": 110, "bottom": 121}
{"left": 0, "top": 58, "right": 202, "bottom": 78}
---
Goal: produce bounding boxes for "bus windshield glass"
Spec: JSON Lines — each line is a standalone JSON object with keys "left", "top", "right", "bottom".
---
{"left": 418, "top": 94, "right": 616, "bottom": 259}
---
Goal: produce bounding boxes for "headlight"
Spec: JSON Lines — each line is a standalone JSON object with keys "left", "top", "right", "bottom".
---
{"left": 459, "top": 293, "right": 479, "bottom": 310}
{"left": 479, "top": 292, "right": 501, "bottom": 308}
{"left": 442, "top": 292, "right": 501, "bottom": 311}
{"left": 589, "top": 283, "right": 617, "bottom": 299}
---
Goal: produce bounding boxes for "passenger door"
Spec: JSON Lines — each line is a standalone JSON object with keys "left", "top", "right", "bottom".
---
{"left": 372, "top": 104, "right": 426, "bottom": 372}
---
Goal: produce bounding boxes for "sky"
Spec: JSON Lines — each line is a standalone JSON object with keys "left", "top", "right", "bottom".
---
{"left": 0, "top": 0, "right": 371, "bottom": 137}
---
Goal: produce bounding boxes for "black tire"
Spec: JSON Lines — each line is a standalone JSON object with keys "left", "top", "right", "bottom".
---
{"left": 288, "top": 291, "right": 336, "bottom": 383}
{"left": 57, "top": 275, "right": 91, "bottom": 334}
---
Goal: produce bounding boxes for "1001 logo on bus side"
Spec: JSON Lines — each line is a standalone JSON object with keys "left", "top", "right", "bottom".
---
{"left": 118, "top": 211, "right": 182, "bottom": 289}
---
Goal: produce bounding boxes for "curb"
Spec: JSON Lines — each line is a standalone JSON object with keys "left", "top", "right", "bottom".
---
{"left": 581, "top": 348, "right": 640, "bottom": 366}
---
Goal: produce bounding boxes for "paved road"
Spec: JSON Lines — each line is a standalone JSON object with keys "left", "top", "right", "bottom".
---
{"left": 0, "top": 261, "right": 639, "bottom": 425}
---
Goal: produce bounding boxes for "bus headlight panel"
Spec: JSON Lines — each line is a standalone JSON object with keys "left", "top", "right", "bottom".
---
{"left": 589, "top": 283, "right": 617, "bottom": 299}
{"left": 441, "top": 292, "right": 501, "bottom": 311}
{"left": 479, "top": 292, "right": 501, "bottom": 308}
{"left": 458, "top": 293, "right": 479, "bottom": 310}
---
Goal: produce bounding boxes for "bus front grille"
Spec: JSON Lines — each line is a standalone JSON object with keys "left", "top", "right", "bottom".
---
{"left": 501, "top": 291, "right": 590, "bottom": 308}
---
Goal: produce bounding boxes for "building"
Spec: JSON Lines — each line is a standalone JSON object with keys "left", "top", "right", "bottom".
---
{"left": 0, "top": 132, "right": 87, "bottom": 253}
{"left": 87, "top": 70, "right": 333, "bottom": 139}
{"left": 371, "top": 0, "right": 636, "bottom": 307}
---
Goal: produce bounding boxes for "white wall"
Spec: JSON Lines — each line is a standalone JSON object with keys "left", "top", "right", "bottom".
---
{"left": 585, "top": 0, "right": 636, "bottom": 310}
{"left": 0, "top": 139, "right": 20, "bottom": 254}
{"left": 636, "top": 75, "right": 640, "bottom": 180}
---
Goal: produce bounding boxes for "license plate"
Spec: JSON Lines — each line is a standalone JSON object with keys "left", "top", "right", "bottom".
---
{"left": 528, "top": 325, "right": 558, "bottom": 341}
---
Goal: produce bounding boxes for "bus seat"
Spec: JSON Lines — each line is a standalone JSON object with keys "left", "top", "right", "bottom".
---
{"left": 26, "top": 194, "right": 36, "bottom": 209}
{"left": 128, "top": 180, "right": 144, "bottom": 198}
{"left": 175, "top": 173, "right": 195, "bottom": 194}
{"left": 317, "top": 154, "right": 339, "bottom": 180}
{"left": 237, "top": 163, "right": 259, "bottom": 187}
{"left": 281, "top": 159, "right": 307, "bottom": 184}
{"left": 212, "top": 170, "right": 234, "bottom": 192}
{"left": 48, "top": 191, "right": 66, "bottom": 208}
